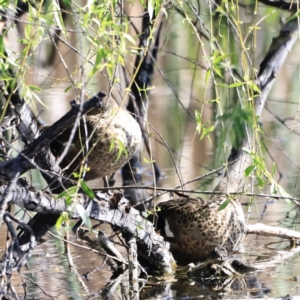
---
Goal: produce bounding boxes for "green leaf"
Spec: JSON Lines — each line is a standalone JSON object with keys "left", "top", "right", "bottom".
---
{"left": 80, "top": 180, "right": 95, "bottom": 198}
{"left": 123, "top": 33, "right": 136, "bottom": 45}
{"left": 215, "top": 5, "right": 226, "bottom": 15}
{"left": 272, "top": 162, "right": 277, "bottom": 176}
{"left": 213, "top": 53, "right": 231, "bottom": 64}
{"left": 24, "top": 24, "right": 32, "bottom": 40}
{"left": 39, "top": 14, "right": 53, "bottom": 25}
{"left": 256, "top": 176, "right": 265, "bottom": 188}
{"left": 248, "top": 81, "right": 261, "bottom": 93}
{"left": 278, "top": 185, "right": 291, "bottom": 204}
{"left": 207, "top": 97, "right": 220, "bottom": 104}
{"left": 95, "top": 48, "right": 105, "bottom": 67}
{"left": 114, "top": 139, "right": 128, "bottom": 163}
{"left": 286, "top": 10, "right": 300, "bottom": 23}
{"left": 55, "top": 215, "right": 64, "bottom": 230}
{"left": 109, "top": 138, "right": 115, "bottom": 153}
{"left": 270, "top": 181, "right": 277, "bottom": 195}
{"left": 216, "top": 83, "right": 227, "bottom": 87}
{"left": 195, "top": 110, "right": 201, "bottom": 123}
{"left": 72, "top": 172, "right": 80, "bottom": 178}
{"left": 141, "top": 211, "right": 148, "bottom": 218}
{"left": 205, "top": 69, "right": 211, "bottom": 84}
{"left": 218, "top": 198, "right": 230, "bottom": 211}
{"left": 55, "top": 186, "right": 78, "bottom": 200}
{"left": 28, "top": 85, "right": 41, "bottom": 92}
{"left": 199, "top": 125, "right": 214, "bottom": 141}
{"left": 76, "top": 204, "right": 92, "bottom": 230}
{"left": 228, "top": 81, "right": 245, "bottom": 88}
{"left": 242, "top": 147, "right": 252, "bottom": 154}
{"left": 0, "top": 36, "right": 5, "bottom": 55}
{"left": 64, "top": 85, "right": 72, "bottom": 93}
{"left": 0, "top": 0, "right": 9, "bottom": 6}
{"left": 89, "top": 48, "right": 106, "bottom": 77}
{"left": 244, "top": 165, "right": 255, "bottom": 177}
{"left": 65, "top": 195, "right": 72, "bottom": 206}
{"left": 52, "top": 0, "right": 67, "bottom": 36}
{"left": 213, "top": 65, "right": 222, "bottom": 78}
{"left": 0, "top": 75, "right": 13, "bottom": 81}
{"left": 143, "top": 157, "right": 155, "bottom": 163}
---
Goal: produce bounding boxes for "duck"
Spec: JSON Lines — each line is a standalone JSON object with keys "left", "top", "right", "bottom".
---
{"left": 54, "top": 96, "right": 142, "bottom": 181}
{"left": 156, "top": 177, "right": 245, "bottom": 264}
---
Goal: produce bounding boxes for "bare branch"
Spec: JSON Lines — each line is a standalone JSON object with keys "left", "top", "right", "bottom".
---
{"left": 0, "top": 92, "right": 106, "bottom": 184}
{"left": 1, "top": 186, "right": 174, "bottom": 274}
{"left": 246, "top": 223, "right": 300, "bottom": 240}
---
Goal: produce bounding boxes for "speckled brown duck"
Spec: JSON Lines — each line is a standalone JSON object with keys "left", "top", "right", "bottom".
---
{"left": 156, "top": 177, "right": 245, "bottom": 264}
{"left": 55, "top": 96, "right": 142, "bottom": 181}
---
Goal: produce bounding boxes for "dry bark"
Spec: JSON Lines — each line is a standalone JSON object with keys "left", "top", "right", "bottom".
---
{"left": 246, "top": 223, "right": 300, "bottom": 240}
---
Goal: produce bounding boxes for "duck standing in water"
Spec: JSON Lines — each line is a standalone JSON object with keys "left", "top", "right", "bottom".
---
{"left": 156, "top": 177, "right": 245, "bottom": 265}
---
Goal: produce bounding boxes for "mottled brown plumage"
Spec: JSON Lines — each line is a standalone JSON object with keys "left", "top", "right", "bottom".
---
{"left": 57, "top": 96, "right": 142, "bottom": 180}
{"left": 157, "top": 177, "right": 245, "bottom": 264}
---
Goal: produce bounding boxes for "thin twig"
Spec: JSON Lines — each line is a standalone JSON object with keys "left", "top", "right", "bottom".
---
{"left": 0, "top": 173, "right": 19, "bottom": 223}
{"left": 20, "top": 274, "right": 55, "bottom": 300}
{"left": 48, "top": 231, "right": 128, "bottom": 265}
